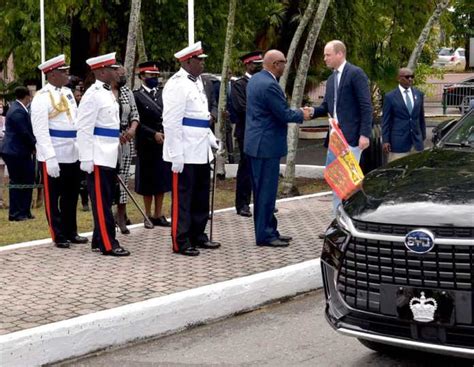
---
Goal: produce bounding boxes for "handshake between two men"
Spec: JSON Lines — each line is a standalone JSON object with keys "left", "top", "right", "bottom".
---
{"left": 299, "top": 106, "right": 314, "bottom": 121}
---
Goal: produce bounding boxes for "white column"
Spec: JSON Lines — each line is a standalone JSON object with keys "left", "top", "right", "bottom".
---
{"left": 40, "top": 0, "right": 46, "bottom": 87}
{"left": 188, "top": 0, "right": 194, "bottom": 45}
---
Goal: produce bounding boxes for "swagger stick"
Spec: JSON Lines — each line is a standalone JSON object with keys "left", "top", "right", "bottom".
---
{"left": 209, "top": 155, "right": 218, "bottom": 242}
{"left": 116, "top": 174, "right": 154, "bottom": 228}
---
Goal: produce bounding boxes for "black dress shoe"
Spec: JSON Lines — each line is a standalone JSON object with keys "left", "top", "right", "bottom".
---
{"left": 69, "top": 235, "right": 88, "bottom": 244}
{"left": 27, "top": 213, "right": 35, "bottom": 219}
{"left": 177, "top": 247, "right": 200, "bottom": 256}
{"left": 279, "top": 235, "right": 293, "bottom": 242}
{"left": 144, "top": 219, "right": 154, "bottom": 229}
{"left": 151, "top": 216, "right": 171, "bottom": 227}
{"left": 237, "top": 207, "right": 252, "bottom": 217}
{"left": 196, "top": 240, "right": 221, "bottom": 249}
{"left": 102, "top": 247, "right": 131, "bottom": 256}
{"left": 91, "top": 243, "right": 100, "bottom": 252}
{"left": 55, "top": 241, "right": 71, "bottom": 249}
{"left": 318, "top": 233, "right": 325, "bottom": 239}
{"left": 9, "top": 216, "right": 28, "bottom": 221}
{"left": 257, "top": 239, "right": 289, "bottom": 247}
{"left": 274, "top": 207, "right": 279, "bottom": 213}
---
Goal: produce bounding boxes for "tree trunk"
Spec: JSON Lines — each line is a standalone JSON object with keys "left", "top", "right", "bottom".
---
{"left": 133, "top": 17, "right": 147, "bottom": 88}
{"left": 282, "top": 0, "right": 331, "bottom": 196}
{"left": 279, "top": 0, "right": 318, "bottom": 93}
{"left": 124, "top": 0, "right": 142, "bottom": 89}
{"left": 407, "top": 0, "right": 450, "bottom": 70}
{"left": 215, "top": 0, "right": 237, "bottom": 176}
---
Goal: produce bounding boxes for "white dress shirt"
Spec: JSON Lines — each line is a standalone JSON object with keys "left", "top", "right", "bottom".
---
{"left": 76, "top": 80, "right": 120, "bottom": 168}
{"left": 30, "top": 83, "right": 78, "bottom": 163}
{"left": 162, "top": 68, "right": 217, "bottom": 164}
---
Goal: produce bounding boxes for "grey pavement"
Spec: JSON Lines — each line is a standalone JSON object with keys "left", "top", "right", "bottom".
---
{"left": 60, "top": 291, "right": 473, "bottom": 367}
{"left": 0, "top": 195, "right": 332, "bottom": 336}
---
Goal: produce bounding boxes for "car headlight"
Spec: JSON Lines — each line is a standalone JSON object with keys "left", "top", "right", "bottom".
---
{"left": 335, "top": 204, "right": 351, "bottom": 233}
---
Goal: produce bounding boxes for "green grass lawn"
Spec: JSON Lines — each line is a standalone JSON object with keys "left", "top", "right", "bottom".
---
{"left": 0, "top": 177, "right": 329, "bottom": 246}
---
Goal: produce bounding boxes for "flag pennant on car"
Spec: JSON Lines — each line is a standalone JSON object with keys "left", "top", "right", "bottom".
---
{"left": 324, "top": 118, "right": 364, "bottom": 200}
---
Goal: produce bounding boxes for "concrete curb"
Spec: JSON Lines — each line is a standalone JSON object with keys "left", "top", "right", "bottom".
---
{"left": 0, "top": 259, "right": 322, "bottom": 366}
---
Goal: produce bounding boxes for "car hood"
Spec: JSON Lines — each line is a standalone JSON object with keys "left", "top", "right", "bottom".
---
{"left": 344, "top": 149, "right": 474, "bottom": 227}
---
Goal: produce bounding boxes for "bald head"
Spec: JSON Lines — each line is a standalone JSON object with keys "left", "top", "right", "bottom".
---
{"left": 398, "top": 67, "right": 415, "bottom": 89}
{"left": 263, "top": 49, "right": 287, "bottom": 78}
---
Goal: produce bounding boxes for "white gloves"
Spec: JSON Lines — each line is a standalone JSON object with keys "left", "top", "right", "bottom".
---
{"left": 171, "top": 155, "right": 184, "bottom": 173}
{"left": 80, "top": 160, "right": 94, "bottom": 174}
{"left": 208, "top": 133, "right": 220, "bottom": 150}
{"left": 45, "top": 157, "right": 60, "bottom": 178}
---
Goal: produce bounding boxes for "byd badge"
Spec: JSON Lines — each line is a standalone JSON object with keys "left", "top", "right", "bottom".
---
{"left": 404, "top": 229, "right": 435, "bottom": 254}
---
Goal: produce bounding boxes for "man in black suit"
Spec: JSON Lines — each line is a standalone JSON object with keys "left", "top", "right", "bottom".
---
{"left": 382, "top": 68, "right": 426, "bottom": 162}
{"left": 133, "top": 61, "right": 172, "bottom": 229}
{"left": 308, "top": 40, "right": 373, "bottom": 212}
{"left": 230, "top": 51, "right": 263, "bottom": 217}
{"left": 2, "top": 87, "right": 36, "bottom": 221}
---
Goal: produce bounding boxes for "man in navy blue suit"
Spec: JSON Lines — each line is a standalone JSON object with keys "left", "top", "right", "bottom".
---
{"left": 308, "top": 40, "right": 373, "bottom": 212}
{"left": 245, "top": 50, "right": 310, "bottom": 247}
{"left": 2, "top": 87, "right": 36, "bottom": 221}
{"left": 382, "top": 67, "right": 426, "bottom": 162}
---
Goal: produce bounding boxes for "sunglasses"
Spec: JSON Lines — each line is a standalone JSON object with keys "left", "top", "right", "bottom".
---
{"left": 402, "top": 75, "right": 415, "bottom": 79}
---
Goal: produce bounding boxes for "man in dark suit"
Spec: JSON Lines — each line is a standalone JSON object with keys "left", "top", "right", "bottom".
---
{"left": 382, "top": 68, "right": 426, "bottom": 162}
{"left": 308, "top": 40, "right": 373, "bottom": 212}
{"left": 245, "top": 50, "right": 310, "bottom": 247}
{"left": 231, "top": 51, "right": 263, "bottom": 217}
{"left": 2, "top": 86, "right": 36, "bottom": 221}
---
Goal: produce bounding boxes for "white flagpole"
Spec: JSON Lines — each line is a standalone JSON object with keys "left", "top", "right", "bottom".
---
{"left": 188, "top": 0, "right": 194, "bottom": 45}
{"left": 40, "top": 0, "right": 46, "bottom": 87}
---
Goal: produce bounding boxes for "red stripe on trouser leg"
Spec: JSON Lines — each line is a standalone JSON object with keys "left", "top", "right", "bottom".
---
{"left": 42, "top": 163, "right": 56, "bottom": 242}
{"left": 94, "top": 166, "right": 113, "bottom": 252}
{"left": 171, "top": 172, "right": 180, "bottom": 252}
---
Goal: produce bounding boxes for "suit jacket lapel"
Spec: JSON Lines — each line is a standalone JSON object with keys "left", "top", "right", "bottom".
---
{"left": 335, "top": 63, "right": 349, "bottom": 110}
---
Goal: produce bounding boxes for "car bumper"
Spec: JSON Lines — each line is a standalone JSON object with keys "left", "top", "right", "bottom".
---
{"left": 321, "top": 217, "right": 474, "bottom": 359}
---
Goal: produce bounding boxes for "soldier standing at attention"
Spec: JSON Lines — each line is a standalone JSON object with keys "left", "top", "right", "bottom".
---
{"left": 162, "top": 41, "right": 221, "bottom": 257}
{"left": 231, "top": 51, "right": 263, "bottom": 218}
{"left": 31, "top": 55, "right": 88, "bottom": 249}
{"left": 76, "top": 52, "right": 130, "bottom": 257}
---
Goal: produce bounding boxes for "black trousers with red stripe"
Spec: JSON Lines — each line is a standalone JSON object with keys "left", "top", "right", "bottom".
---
{"left": 87, "top": 165, "right": 120, "bottom": 253}
{"left": 171, "top": 163, "right": 210, "bottom": 252}
{"left": 41, "top": 161, "right": 81, "bottom": 244}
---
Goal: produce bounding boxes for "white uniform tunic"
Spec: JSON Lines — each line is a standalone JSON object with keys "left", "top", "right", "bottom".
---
{"left": 76, "top": 80, "right": 120, "bottom": 168}
{"left": 162, "top": 68, "right": 217, "bottom": 164}
{"left": 30, "top": 83, "right": 78, "bottom": 163}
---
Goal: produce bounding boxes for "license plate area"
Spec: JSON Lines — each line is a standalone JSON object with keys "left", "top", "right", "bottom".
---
{"left": 380, "top": 285, "right": 472, "bottom": 325}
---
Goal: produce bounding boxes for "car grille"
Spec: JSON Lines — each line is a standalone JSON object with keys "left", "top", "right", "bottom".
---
{"left": 352, "top": 220, "right": 474, "bottom": 238}
{"left": 337, "top": 237, "right": 474, "bottom": 313}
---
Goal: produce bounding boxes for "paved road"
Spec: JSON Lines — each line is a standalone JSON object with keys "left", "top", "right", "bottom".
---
{"left": 61, "top": 291, "right": 473, "bottom": 367}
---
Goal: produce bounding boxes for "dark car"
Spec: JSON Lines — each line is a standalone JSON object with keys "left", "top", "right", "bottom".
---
{"left": 443, "top": 77, "right": 474, "bottom": 112}
{"left": 321, "top": 110, "right": 474, "bottom": 359}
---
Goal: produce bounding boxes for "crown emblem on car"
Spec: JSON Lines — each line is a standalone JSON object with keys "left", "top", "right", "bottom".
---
{"left": 409, "top": 292, "right": 438, "bottom": 323}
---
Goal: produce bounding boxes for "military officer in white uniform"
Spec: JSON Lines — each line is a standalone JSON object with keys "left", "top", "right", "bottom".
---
{"left": 76, "top": 52, "right": 130, "bottom": 257}
{"left": 163, "top": 41, "right": 221, "bottom": 257}
{"left": 31, "top": 55, "right": 88, "bottom": 248}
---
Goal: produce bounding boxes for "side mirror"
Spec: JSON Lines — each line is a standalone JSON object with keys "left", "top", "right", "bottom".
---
{"left": 431, "top": 118, "right": 458, "bottom": 145}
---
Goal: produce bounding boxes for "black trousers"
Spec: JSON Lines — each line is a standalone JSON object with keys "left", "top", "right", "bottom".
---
{"left": 171, "top": 163, "right": 210, "bottom": 252}
{"left": 235, "top": 138, "right": 252, "bottom": 211}
{"left": 42, "top": 161, "right": 80, "bottom": 243}
{"left": 3, "top": 154, "right": 34, "bottom": 220}
{"left": 87, "top": 165, "right": 120, "bottom": 253}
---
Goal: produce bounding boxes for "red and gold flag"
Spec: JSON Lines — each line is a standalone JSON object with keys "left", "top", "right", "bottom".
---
{"left": 324, "top": 118, "right": 364, "bottom": 200}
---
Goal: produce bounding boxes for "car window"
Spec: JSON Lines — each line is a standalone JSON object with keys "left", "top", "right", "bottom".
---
{"left": 458, "top": 50, "right": 465, "bottom": 57}
{"left": 439, "top": 48, "right": 453, "bottom": 56}
{"left": 443, "top": 113, "right": 474, "bottom": 145}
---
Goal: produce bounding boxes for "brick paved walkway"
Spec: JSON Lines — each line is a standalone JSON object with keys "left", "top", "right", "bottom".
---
{"left": 0, "top": 195, "right": 332, "bottom": 335}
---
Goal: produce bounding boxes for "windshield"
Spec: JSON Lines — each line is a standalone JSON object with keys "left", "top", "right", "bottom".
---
{"left": 439, "top": 48, "right": 453, "bottom": 56}
{"left": 443, "top": 112, "right": 474, "bottom": 146}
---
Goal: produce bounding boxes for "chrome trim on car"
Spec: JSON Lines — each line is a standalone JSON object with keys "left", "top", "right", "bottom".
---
{"left": 343, "top": 211, "right": 474, "bottom": 246}
{"left": 338, "top": 328, "right": 474, "bottom": 358}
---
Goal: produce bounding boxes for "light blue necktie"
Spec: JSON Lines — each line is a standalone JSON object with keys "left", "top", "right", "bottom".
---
{"left": 404, "top": 89, "right": 413, "bottom": 114}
